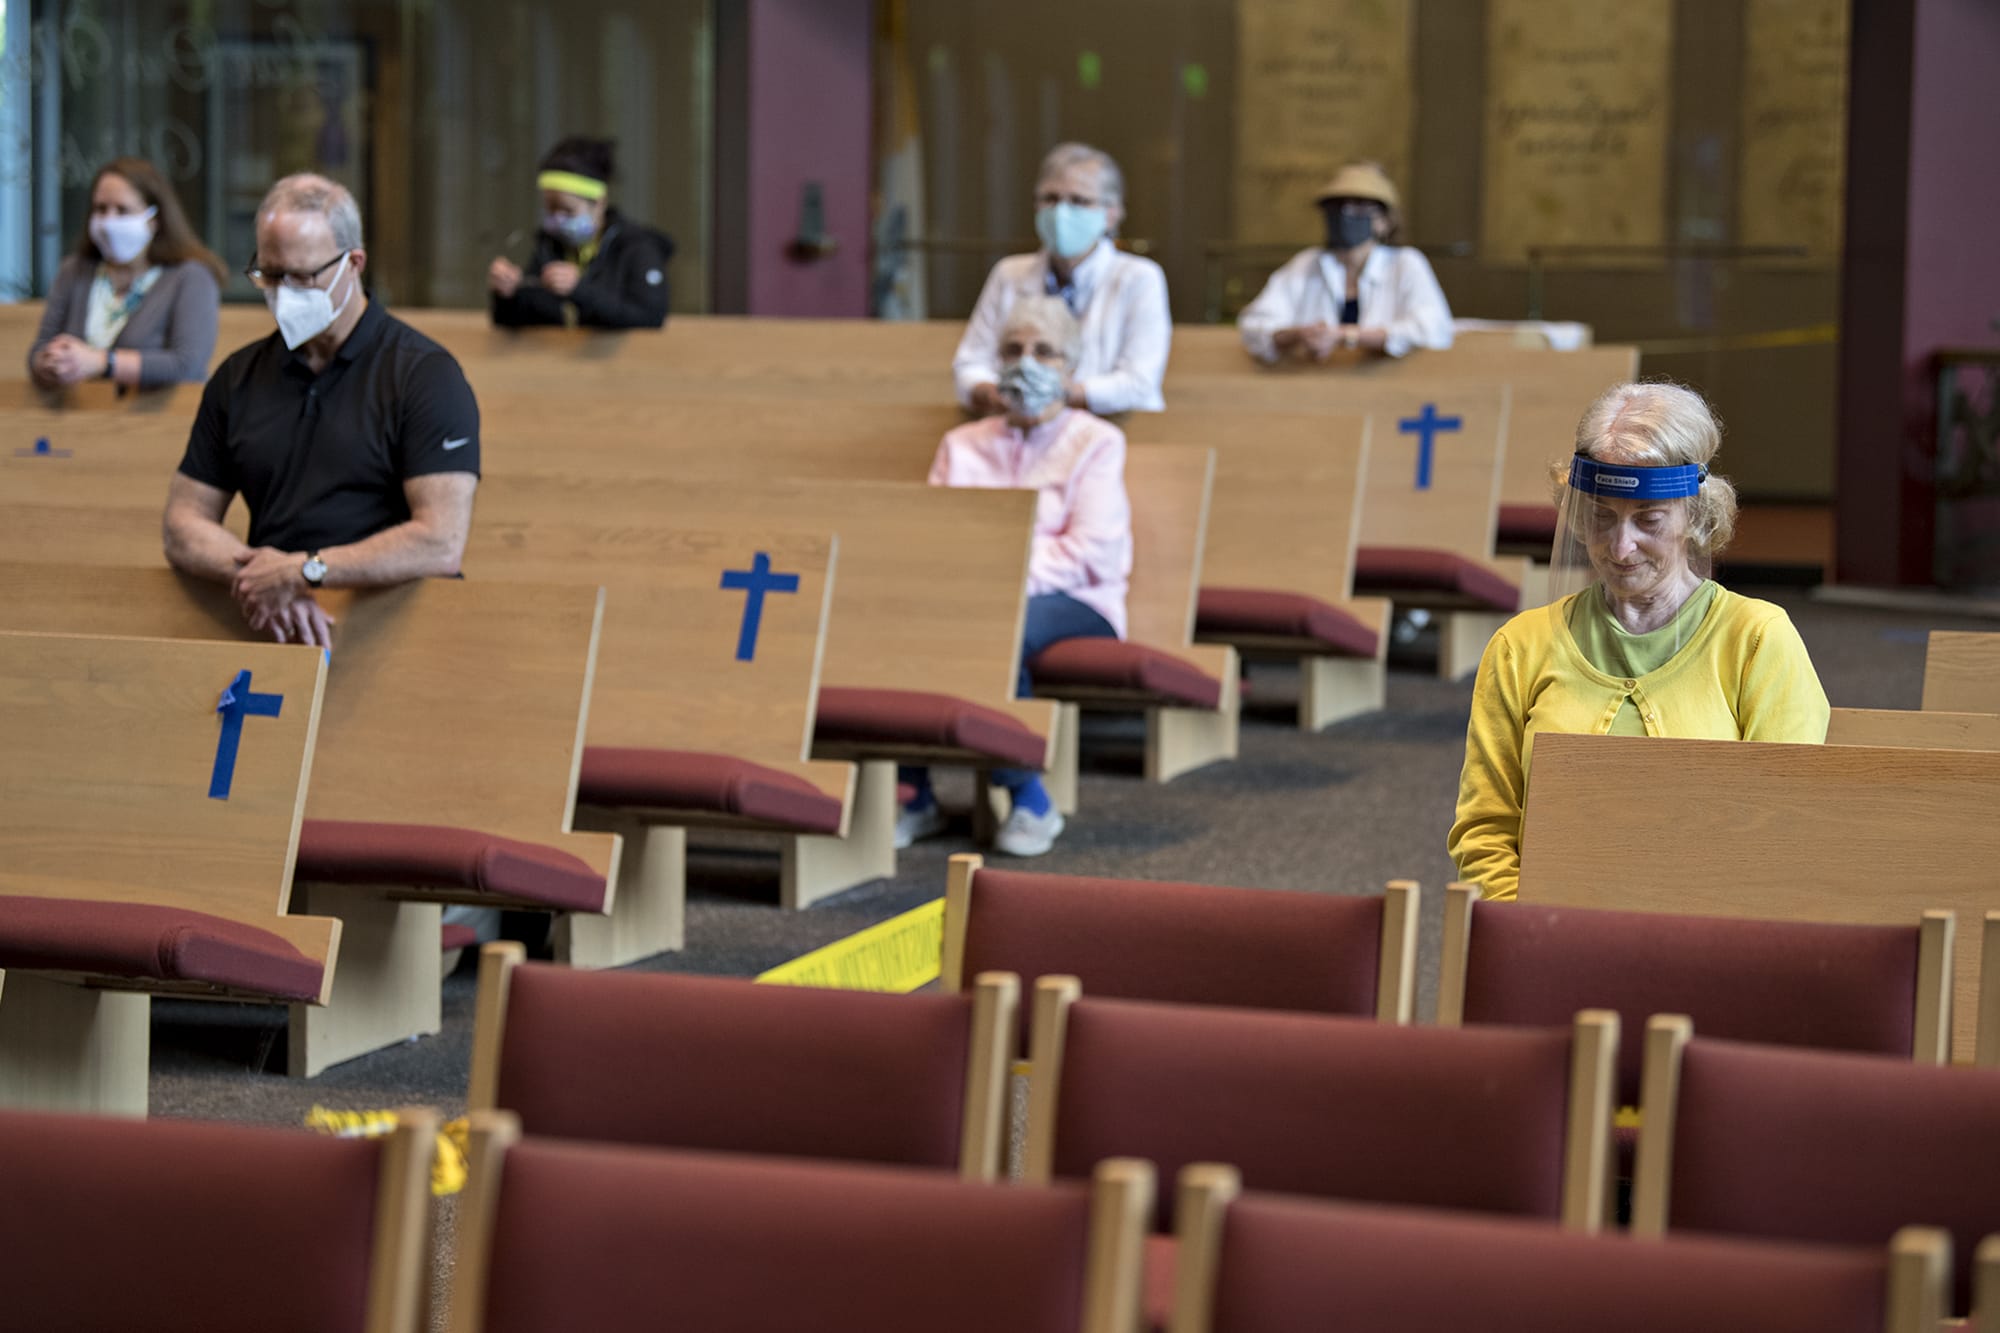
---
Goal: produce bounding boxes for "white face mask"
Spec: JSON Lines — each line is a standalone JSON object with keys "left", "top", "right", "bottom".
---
{"left": 266, "top": 253, "right": 355, "bottom": 350}
{"left": 89, "top": 208, "right": 157, "bottom": 266}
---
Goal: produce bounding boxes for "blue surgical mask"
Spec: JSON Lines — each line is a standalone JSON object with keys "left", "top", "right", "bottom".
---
{"left": 997, "top": 356, "right": 1068, "bottom": 418}
{"left": 544, "top": 212, "right": 598, "bottom": 247}
{"left": 1035, "top": 203, "right": 1108, "bottom": 261}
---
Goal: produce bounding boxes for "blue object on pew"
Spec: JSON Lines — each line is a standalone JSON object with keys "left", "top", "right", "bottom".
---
{"left": 209, "top": 669, "right": 285, "bottom": 800}
{"left": 1398, "top": 403, "right": 1463, "bottom": 491}
{"left": 720, "top": 552, "right": 801, "bottom": 663}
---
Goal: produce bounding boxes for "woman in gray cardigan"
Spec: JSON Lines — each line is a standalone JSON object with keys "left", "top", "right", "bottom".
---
{"left": 28, "top": 156, "right": 224, "bottom": 391}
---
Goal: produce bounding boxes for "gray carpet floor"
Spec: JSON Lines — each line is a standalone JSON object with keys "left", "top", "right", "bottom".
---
{"left": 131, "top": 585, "right": 1990, "bottom": 1326}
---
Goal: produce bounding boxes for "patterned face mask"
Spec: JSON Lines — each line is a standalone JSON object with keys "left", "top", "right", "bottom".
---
{"left": 997, "top": 355, "right": 1067, "bottom": 417}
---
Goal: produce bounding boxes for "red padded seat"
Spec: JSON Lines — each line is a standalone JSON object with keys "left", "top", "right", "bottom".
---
{"left": 296, "top": 821, "right": 607, "bottom": 912}
{"left": 0, "top": 896, "right": 324, "bottom": 1000}
{"left": 1497, "top": 503, "right": 1559, "bottom": 549}
{"left": 441, "top": 923, "right": 479, "bottom": 953}
{"left": 815, "top": 687, "right": 1047, "bottom": 767}
{"left": 1027, "top": 639, "right": 1224, "bottom": 709}
{"left": 1354, "top": 546, "right": 1521, "bottom": 612}
{"left": 1195, "top": 588, "right": 1381, "bottom": 657}
{"left": 577, "top": 748, "right": 843, "bottom": 834}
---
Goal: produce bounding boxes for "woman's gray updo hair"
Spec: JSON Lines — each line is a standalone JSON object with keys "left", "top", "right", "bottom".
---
{"left": 1557, "top": 380, "right": 1740, "bottom": 559}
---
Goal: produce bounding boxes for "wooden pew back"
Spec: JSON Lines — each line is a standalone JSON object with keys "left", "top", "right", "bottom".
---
{"left": 1519, "top": 731, "right": 2000, "bottom": 1060}
{"left": 0, "top": 629, "right": 336, "bottom": 970}
{"left": 1120, "top": 445, "right": 1213, "bottom": 648}
{"left": 0, "top": 568, "right": 618, "bottom": 883}
{"left": 1125, "top": 410, "right": 1369, "bottom": 606}
{"left": 471, "top": 474, "right": 1054, "bottom": 745}
{"left": 461, "top": 525, "right": 842, "bottom": 798}
{"left": 1924, "top": 632, "right": 2000, "bottom": 713}
{"left": 1827, "top": 708, "right": 2000, "bottom": 751}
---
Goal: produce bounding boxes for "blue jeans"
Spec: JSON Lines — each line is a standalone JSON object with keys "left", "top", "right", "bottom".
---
{"left": 903, "top": 592, "right": 1117, "bottom": 804}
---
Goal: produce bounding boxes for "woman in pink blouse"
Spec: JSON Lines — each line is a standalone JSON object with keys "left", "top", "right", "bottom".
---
{"left": 901, "top": 295, "right": 1134, "bottom": 857}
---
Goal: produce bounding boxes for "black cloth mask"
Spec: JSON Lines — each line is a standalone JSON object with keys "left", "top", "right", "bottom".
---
{"left": 1327, "top": 210, "right": 1378, "bottom": 252}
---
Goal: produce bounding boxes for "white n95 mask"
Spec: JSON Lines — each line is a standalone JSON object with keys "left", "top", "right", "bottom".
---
{"left": 89, "top": 208, "right": 157, "bottom": 266}
{"left": 268, "top": 253, "right": 355, "bottom": 350}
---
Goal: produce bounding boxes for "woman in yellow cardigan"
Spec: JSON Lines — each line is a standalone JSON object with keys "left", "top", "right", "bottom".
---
{"left": 1448, "top": 382, "right": 1829, "bottom": 900}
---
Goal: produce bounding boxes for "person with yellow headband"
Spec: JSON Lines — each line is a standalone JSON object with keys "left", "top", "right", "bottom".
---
{"left": 488, "top": 136, "right": 674, "bottom": 329}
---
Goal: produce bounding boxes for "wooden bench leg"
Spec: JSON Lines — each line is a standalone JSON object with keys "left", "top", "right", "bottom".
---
{"left": 1146, "top": 658, "right": 1242, "bottom": 784}
{"left": 782, "top": 759, "right": 896, "bottom": 911}
{"left": 288, "top": 884, "right": 443, "bottom": 1079}
{"left": 0, "top": 973, "right": 150, "bottom": 1116}
{"left": 1045, "top": 702, "right": 1081, "bottom": 816}
{"left": 1299, "top": 654, "right": 1386, "bottom": 731}
{"left": 561, "top": 813, "right": 685, "bottom": 967}
{"left": 1437, "top": 611, "right": 1510, "bottom": 682}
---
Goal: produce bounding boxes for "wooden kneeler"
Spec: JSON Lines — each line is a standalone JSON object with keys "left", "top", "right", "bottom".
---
{"left": 0, "top": 633, "right": 335, "bottom": 1115}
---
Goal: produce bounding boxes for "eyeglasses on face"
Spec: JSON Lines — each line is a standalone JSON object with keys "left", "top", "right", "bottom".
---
{"left": 243, "top": 250, "right": 349, "bottom": 291}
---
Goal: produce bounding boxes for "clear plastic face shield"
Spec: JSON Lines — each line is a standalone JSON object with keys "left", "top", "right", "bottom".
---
{"left": 1550, "top": 454, "right": 1711, "bottom": 650}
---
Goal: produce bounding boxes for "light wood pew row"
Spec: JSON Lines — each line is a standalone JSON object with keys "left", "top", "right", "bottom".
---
{"left": 472, "top": 475, "right": 1061, "bottom": 859}
{"left": 1924, "top": 631, "right": 2000, "bottom": 714}
{"left": 463, "top": 523, "right": 866, "bottom": 915}
{"left": 1126, "top": 410, "right": 1390, "bottom": 729}
{"left": 0, "top": 567, "right": 624, "bottom": 1076}
{"left": 466, "top": 410, "right": 1241, "bottom": 792}
{"left": 0, "top": 631, "right": 333, "bottom": 1115}
{"left": 1164, "top": 329, "right": 1636, "bottom": 555}
{"left": 1146, "top": 376, "right": 1529, "bottom": 678}
{"left": 1519, "top": 731, "right": 2000, "bottom": 1062}
{"left": 465, "top": 394, "right": 1390, "bottom": 732}
{"left": 1828, "top": 708, "right": 2000, "bottom": 750}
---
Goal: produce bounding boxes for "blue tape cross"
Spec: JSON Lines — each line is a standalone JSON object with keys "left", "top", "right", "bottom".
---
{"left": 210, "top": 669, "right": 284, "bottom": 801}
{"left": 14, "top": 437, "right": 71, "bottom": 458}
{"left": 720, "top": 553, "right": 802, "bottom": 662}
{"left": 1398, "top": 403, "right": 1463, "bottom": 490}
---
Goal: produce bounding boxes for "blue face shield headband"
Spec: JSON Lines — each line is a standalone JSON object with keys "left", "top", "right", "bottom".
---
{"left": 1568, "top": 456, "right": 1707, "bottom": 500}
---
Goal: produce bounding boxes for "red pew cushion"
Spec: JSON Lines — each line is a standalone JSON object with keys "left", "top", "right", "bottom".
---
{"left": 577, "top": 748, "right": 844, "bottom": 834}
{"left": 296, "top": 821, "right": 607, "bottom": 912}
{"left": 1028, "top": 639, "right": 1224, "bottom": 709}
{"left": 815, "top": 687, "right": 1048, "bottom": 767}
{"left": 0, "top": 896, "right": 325, "bottom": 1000}
{"left": 1195, "top": 588, "right": 1382, "bottom": 657}
{"left": 1497, "top": 503, "right": 1559, "bottom": 549}
{"left": 1354, "top": 547, "right": 1521, "bottom": 612}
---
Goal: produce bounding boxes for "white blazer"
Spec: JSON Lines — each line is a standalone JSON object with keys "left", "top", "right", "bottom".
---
{"left": 1237, "top": 244, "right": 1454, "bottom": 363}
{"left": 952, "top": 243, "right": 1171, "bottom": 414}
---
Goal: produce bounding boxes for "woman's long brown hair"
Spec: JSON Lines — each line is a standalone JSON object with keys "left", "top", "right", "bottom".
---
{"left": 73, "top": 156, "right": 227, "bottom": 284}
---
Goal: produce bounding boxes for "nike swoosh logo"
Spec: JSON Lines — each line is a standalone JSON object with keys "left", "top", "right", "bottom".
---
{"left": 442, "top": 436, "right": 470, "bottom": 450}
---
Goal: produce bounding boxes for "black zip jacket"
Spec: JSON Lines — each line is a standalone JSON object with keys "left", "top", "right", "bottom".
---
{"left": 491, "top": 208, "right": 674, "bottom": 329}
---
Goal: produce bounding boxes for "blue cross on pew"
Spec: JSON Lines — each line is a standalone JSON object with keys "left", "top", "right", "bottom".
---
{"left": 14, "top": 436, "right": 72, "bottom": 458}
{"left": 720, "top": 552, "right": 802, "bottom": 663}
{"left": 1397, "top": 403, "right": 1463, "bottom": 491}
{"left": 210, "top": 669, "right": 284, "bottom": 800}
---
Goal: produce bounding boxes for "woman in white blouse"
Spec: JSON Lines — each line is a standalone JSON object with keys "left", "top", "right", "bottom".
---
{"left": 1237, "top": 161, "right": 1453, "bottom": 364}
{"left": 952, "top": 141, "right": 1171, "bottom": 416}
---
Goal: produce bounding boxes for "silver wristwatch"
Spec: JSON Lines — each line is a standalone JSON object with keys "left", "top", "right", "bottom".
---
{"left": 301, "top": 552, "right": 327, "bottom": 588}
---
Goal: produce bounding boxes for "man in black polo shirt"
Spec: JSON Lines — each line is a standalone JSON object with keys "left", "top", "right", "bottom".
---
{"left": 164, "top": 173, "right": 479, "bottom": 648}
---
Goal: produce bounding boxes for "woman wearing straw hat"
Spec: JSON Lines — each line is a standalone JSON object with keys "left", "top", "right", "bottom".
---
{"left": 488, "top": 136, "right": 675, "bottom": 329}
{"left": 1237, "top": 160, "right": 1453, "bottom": 363}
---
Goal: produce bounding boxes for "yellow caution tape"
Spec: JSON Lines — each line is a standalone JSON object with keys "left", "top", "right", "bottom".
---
{"left": 305, "top": 1104, "right": 469, "bottom": 1197}
{"left": 756, "top": 899, "right": 945, "bottom": 993}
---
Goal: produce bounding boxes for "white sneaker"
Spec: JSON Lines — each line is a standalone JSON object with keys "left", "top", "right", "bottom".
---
{"left": 894, "top": 803, "right": 947, "bottom": 850}
{"left": 994, "top": 805, "right": 1065, "bottom": 857}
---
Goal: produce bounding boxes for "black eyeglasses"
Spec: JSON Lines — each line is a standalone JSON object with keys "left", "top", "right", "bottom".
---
{"left": 243, "top": 250, "right": 349, "bottom": 291}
